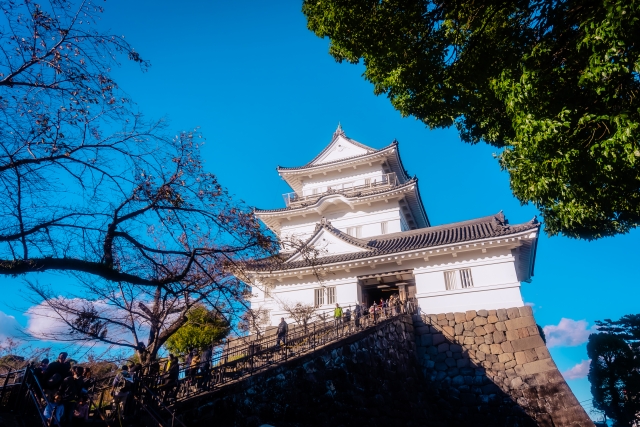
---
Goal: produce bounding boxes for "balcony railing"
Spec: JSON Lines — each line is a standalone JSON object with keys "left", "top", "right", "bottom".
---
{"left": 283, "top": 172, "right": 399, "bottom": 208}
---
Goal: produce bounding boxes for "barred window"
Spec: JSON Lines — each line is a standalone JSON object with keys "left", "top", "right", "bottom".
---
{"left": 327, "top": 287, "right": 336, "bottom": 304}
{"left": 381, "top": 221, "right": 388, "bottom": 235}
{"left": 314, "top": 287, "right": 336, "bottom": 306}
{"left": 314, "top": 288, "right": 325, "bottom": 307}
{"left": 444, "top": 268, "right": 474, "bottom": 290}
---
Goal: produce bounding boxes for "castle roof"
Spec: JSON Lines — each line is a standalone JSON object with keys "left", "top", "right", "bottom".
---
{"left": 255, "top": 178, "right": 418, "bottom": 214}
{"left": 247, "top": 212, "right": 539, "bottom": 275}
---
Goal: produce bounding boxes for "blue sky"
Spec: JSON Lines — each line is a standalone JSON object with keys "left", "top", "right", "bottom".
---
{"left": 1, "top": 0, "right": 638, "bottom": 418}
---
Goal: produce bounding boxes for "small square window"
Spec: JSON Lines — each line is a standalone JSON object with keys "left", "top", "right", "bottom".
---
{"left": 444, "top": 268, "right": 473, "bottom": 290}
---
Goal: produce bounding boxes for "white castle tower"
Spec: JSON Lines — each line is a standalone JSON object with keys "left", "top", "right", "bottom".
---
{"left": 245, "top": 126, "right": 539, "bottom": 327}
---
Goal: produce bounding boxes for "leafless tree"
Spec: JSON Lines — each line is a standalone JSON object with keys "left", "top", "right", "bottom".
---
{"left": 279, "top": 301, "right": 317, "bottom": 333}
{"left": 26, "top": 269, "right": 247, "bottom": 364}
{"left": 0, "top": 337, "right": 50, "bottom": 373}
{"left": 238, "top": 307, "right": 271, "bottom": 339}
{"left": 0, "top": 0, "right": 276, "bottom": 289}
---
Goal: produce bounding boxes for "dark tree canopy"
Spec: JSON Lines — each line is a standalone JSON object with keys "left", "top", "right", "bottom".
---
{"left": 303, "top": 0, "right": 640, "bottom": 239}
{"left": 588, "top": 315, "right": 640, "bottom": 426}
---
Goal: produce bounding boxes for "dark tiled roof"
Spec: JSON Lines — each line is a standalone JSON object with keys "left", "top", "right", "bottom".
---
{"left": 247, "top": 212, "right": 539, "bottom": 272}
{"left": 255, "top": 178, "right": 418, "bottom": 214}
{"left": 277, "top": 142, "right": 395, "bottom": 172}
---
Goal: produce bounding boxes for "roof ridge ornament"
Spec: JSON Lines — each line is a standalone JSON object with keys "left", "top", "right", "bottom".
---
{"left": 492, "top": 211, "right": 510, "bottom": 230}
{"left": 333, "top": 123, "right": 345, "bottom": 139}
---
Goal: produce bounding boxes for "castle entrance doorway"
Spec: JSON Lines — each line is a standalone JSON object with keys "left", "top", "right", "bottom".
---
{"left": 357, "top": 269, "right": 416, "bottom": 308}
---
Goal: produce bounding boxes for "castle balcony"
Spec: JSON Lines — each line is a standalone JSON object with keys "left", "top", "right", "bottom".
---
{"left": 283, "top": 172, "right": 399, "bottom": 208}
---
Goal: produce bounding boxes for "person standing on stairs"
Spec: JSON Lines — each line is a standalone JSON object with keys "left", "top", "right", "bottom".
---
{"left": 276, "top": 318, "right": 288, "bottom": 349}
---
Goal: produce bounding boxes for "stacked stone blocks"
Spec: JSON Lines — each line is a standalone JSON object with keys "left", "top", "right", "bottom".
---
{"left": 415, "top": 306, "right": 594, "bottom": 427}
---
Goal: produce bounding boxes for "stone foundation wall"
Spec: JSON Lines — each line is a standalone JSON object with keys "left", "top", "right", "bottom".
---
{"left": 415, "top": 306, "right": 594, "bottom": 427}
{"left": 179, "top": 309, "right": 593, "bottom": 427}
{"left": 182, "top": 316, "right": 445, "bottom": 427}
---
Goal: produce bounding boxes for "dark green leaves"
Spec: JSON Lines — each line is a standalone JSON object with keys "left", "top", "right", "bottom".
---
{"left": 303, "top": 0, "right": 640, "bottom": 239}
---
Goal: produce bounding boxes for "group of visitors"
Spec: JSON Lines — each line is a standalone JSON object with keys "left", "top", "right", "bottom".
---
{"left": 37, "top": 352, "right": 92, "bottom": 426}
{"left": 331, "top": 294, "right": 407, "bottom": 331}
{"left": 156, "top": 345, "right": 213, "bottom": 403}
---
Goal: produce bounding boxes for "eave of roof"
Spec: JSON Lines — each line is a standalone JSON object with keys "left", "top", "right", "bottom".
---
{"left": 254, "top": 178, "right": 419, "bottom": 215}
{"left": 246, "top": 212, "right": 540, "bottom": 273}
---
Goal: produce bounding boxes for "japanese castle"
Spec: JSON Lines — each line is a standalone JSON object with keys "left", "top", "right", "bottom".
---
{"left": 246, "top": 125, "right": 539, "bottom": 327}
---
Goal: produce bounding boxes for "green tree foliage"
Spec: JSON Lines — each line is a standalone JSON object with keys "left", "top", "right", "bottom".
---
{"left": 303, "top": 0, "right": 640, "bottom": 239}
{"left": 587, "top": 315, "right": 640, "bottom": 426}
{"left": 165, "top": 306, "right": 229, "bottom": 355}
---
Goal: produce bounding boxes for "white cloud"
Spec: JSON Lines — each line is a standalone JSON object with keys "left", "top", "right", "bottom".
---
{"left": 25, "top": 297, "right": 154, "bottom": 347}
{"left": 25, "top": 301, "right": 71, "bottom": 339}
{"left": 543, "top": 318, "right": 598, "bottom": 348}
{"left": 563, "top": 360, "right": 590, "bottom": 380}
{"left": 0, "top": 310, "right": 21, "bottom": 338}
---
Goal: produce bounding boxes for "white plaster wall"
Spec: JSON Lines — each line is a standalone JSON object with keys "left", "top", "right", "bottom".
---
{"left": 416, "top": 285, "right": 524, "bottom": 314}
{"left": 279, "top": 204, "right": 403, "bottom": 243}
{"left": 250, "top": 246, "right": 527, "bottom": 326}
{"left": 413, "top": 247, "right": 523, "bottom": 313}
{"left": 250, "top": 272, "right": 362, "bottom": 326}
{"left": 312, "top": 136, "right": 370, "bottom": 165}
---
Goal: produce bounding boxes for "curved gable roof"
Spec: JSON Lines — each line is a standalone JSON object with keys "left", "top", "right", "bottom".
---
{"left": 248, "top": 212, "right": 539, "bottom": 272}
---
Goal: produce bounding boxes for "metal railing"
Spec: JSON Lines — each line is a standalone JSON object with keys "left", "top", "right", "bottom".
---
{"left": 0, "top": 300, "right": 418, "bottom": 426}
{"left": 0, "top": 367, "right": 52, "bottom": 427}
{"left": 283, "top": 172, "right": 399, "bottom": 207}
{"left": 141, "top": 300, "right": 418, "bottom": 408}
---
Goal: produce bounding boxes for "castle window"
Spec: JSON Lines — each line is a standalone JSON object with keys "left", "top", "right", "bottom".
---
{"left": 444, "top": 268, "right": 474, "bottom": 290}
{"left": 327, "top": 286, "right": 336, "bottom": 304}
{"left": 312, "top": 188, "right": 319, "bottom": 195}
{"left": 346, "top": 226, "right": 362, "bottom": 238}
{"left": 314, "top": 288, "right": 325, "bottom": 306}
{"left": 365, "top": 178, "right": 371, "bottom": 187}
{"left": 314, "top": 287, "right": 336, "bottom": 306}
{"left": 381, "top": 221, "right": 388, "bottom": 235}
{"left": 264, "top": 285, "right": 272, "bottom": 299}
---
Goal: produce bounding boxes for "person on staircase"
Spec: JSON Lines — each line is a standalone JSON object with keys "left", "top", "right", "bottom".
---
{"left": 199, "top": 344, "right": 212, "bottom": 389}
{"left": 58, "top": 366, "right": 83, "bottom": 426}
{"left": 344, "top": 306, "right": 352, "bottom": 332}
{"left": 43, "top": 392, "right": 64, "bottom": 426}
{"left": 189, "top": 349, "right": 201, "bottom": 384}
{"left": 354, "top": 303, "right": 362, "bottom": 329}
{"left": 43, "top": 353, "right": 71, "bottom": 398}
{"left": 159, "top": 354, "right": 179, "bottom": 403}
{"left": 184, "top": 348, "right": 193, "bottom": 380}
{"left": 275, "top": 318, "right": 288, "bottom": 349}
{"left": 71, "top": 396, "right": 89, "bottom": 426}
{"left": 334, "top": 303, "right": 343, "bottom": 336}
{"left": 110, "top": 365, "right": 132, "bottom": 419}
